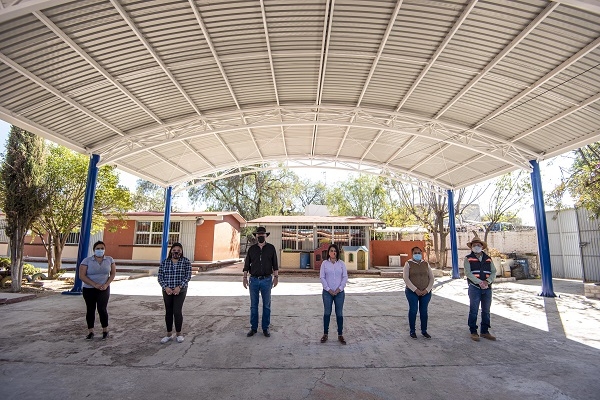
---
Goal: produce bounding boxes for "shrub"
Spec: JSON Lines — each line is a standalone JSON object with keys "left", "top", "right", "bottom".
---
{"left": 486, "top": 247, "right": 507, "bottom": 258}
{"left": 0, "top": 257, "right": 10, "bottom": 270}
{"left": 22, "top": 263, "right": 41, "bottom": 276}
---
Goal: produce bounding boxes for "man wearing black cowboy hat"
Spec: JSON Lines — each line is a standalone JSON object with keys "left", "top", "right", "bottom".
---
{"left": 464, "top": 237, "right": 497, "bottom": 341}
{"left": 243, "top": 226, "right": 279, "bottom": 337}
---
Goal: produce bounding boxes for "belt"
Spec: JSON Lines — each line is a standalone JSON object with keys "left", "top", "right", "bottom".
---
{"left": 251, "top": 275, "right": 272, "bottom": 280}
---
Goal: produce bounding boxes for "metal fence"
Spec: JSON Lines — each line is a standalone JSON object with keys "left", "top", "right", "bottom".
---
{"left": 546, "top": 208, "right": 600, "bottom": 282}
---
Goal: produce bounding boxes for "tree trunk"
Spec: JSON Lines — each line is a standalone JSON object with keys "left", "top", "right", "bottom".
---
{"left": 52, "top": 241, "right": 63, "bottom": 276}
{"left": 46, "top": 240, "right": 55, "bottom": 279}
{"left": 432, "top": 230, "right": 440, "bottom": 266}
{"left": 483, "top": 228, "right": 490, "bottom": 244}
{"left": 440, "top": 231, "right": 449, "bottom": 268}
{"left": 37, "top": 233, "right": 55, "bottom": 279}
{"left": 9, "top": 226, "right": 26, "bottom": 292}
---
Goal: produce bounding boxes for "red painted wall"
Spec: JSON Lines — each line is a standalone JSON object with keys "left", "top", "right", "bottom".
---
{"left": 102, "top": 220, "right": 135, "bottom": 260}
{"left": 212, "top": 215, "right": 241, "bottom": 260}
{"left": 19, "top": 215, "right": 241, "bottom": 263}
{"left": 23, "top": 234, "right": 49, "bottom": 258}
{"left": 195, "top": 221, "right": 215, "bottom": 261}
{"left": 369, "top": 240, "right": 427, "bottom": 267}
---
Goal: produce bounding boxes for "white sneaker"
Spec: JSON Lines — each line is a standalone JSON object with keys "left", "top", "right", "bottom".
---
{"left": 176, "top": 335, "right": 184, "bottom": 343}
{"left": 160, "top": 336, "right": 173, "bottom": 344}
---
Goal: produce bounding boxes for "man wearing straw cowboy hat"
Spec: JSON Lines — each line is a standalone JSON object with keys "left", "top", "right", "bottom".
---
{"left": 464, "top": 236, "right": 497, "bottom": 341}
{"left": 243, "top": 226, "right": 279, "bottom": 338}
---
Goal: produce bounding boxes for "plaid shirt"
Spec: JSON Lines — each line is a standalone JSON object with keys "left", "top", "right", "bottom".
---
{"left": 158, "top": 257, "right": 192, "bottom": 290}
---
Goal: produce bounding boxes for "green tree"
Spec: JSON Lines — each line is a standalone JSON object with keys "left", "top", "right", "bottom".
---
{"left": 291, "top": 177, "right": 327, "bottom": 213}
{"left": 131, "top": 179, "right": 178, "bottom": 212}
{"left": 0, "top": 126, "right": 49, "bottom": 291}
{"left": 33, "top": 146, "right": 132, "bottom": 277}
{"left": 325, "top": 175, "right": 389, "bottom": 218}
{"left": 548, "top": 144, "right": 600, "bottom": 218}
{"left": 187, "top": 166, "right": 298, "bottom": 220}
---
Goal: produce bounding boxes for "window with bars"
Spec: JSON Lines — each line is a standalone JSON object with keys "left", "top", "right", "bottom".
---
{"left": 281, "top": 225, "right": 314, "bottom": 250}
{"left": 0, "top": 219, "right": 8, "bottom": 243}
{"left": 135, "top": 221, "right": 180, "bottom": 245}
{"left": 281, "top": 224, "right": 367, "bottom": 249}
{"left": 316, "top": 225, "right": 366, "bottom": 247}
{"left": 349, "top": 226, "right": 366, "bottom": 246}
{"left": 282, "top": 225, "right": 298, "bottom": 250}
{"left": 298, "top": 225, "right": 314, "bottom": 250}
{"left": 316, "top": 225, "right": 333, "bottom": 246}
{"left": 65, "top": 232, "right": 80, "bottom": 244}
{"left": 333, "top": 225, "right": 350, "bottom": 247}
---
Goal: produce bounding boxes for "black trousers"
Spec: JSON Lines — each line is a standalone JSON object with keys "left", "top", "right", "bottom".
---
{"left": 162, "top": 289, "right": 187, "bottom": 333}
{"left": 82, "top": 287, "right": 110, "bottom": 329}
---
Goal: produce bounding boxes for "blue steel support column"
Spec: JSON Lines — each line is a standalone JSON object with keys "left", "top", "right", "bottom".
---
{"left": 160, "top": 186, "right": 173, "bottom": 262}
{"left": 447, "top": 189, "right": 460, "bottom": 279}
{"left": 530, "top": 160, "right": 556, "bottom": 297}
{"left": 63, "top": 154, "right": 100, "bottom": 295}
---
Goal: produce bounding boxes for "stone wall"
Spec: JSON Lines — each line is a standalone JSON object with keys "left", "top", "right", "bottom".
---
{"left": 448, "top": 230, "right": 539, "bottom": 254}
{"left": 442, "top": 230, "right": 539, "bottom": 274}
{"left": 584, "top": 283, "right": 600, "bottom": 299}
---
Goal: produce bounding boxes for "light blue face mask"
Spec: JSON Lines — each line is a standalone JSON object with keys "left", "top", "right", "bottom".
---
{"left": 94, "top": 249, "right": 105, "bottom": 257}
{"left": 413, "top": 254, "right": 422, "bottom": 261}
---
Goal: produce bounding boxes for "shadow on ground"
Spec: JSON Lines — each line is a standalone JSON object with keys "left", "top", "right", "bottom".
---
{"left": 0, "top": 276, "right": 599, "bottom": 400}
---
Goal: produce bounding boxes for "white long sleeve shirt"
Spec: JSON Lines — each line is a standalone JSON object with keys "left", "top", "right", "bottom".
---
{"left": 320, "top": 259, "right": 348, "bottom": 292}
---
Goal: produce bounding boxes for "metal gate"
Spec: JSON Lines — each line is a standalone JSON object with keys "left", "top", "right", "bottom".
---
{"left": 546, "top": 208, "right": 600, "bottom": 282}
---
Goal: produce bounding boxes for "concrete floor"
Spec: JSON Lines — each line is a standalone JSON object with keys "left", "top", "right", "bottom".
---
{"left": 1, "top": 274, "right": 599, "bottom": 400}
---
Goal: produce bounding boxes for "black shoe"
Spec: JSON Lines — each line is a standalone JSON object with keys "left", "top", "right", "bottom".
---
{"left": 246, "top": 329, "right": 257, "bottom": 337}
{"left": 410, "top": 332, "right": 417, "bottom": 339}
{"left": 422, "top": 332, "right": 431, "bottom": 339}
{"left": 263, "top": 329, "right": 271, "bottom": 337}
{"left": 102, "top": 332, "right": 109, "bottom": 340}
{"left": 86, "top": 332, "right": 94, "bottom": 340}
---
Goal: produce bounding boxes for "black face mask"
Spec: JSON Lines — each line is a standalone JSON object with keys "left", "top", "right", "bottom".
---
{"left": 257, "top": 236, "right": 266, "bottom": 243}
{"left": 171, "top": 252, "right": 181, "bottom": 259}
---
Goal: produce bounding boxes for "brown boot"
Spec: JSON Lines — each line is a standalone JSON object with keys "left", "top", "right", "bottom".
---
{"left": 481, "top": 332, "right": 496, "bottom": 341}
{"left": 470, "top": 333, "right": 480, "bottom": 342}
{"left": 338, "top": 335, "right": 346, "bottom": 345}
{"left": 320, "top": 334, "right": 328, "bottom": 343}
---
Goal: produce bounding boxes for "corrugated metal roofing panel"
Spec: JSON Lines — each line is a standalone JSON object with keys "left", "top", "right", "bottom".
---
{"left": 403, "top": 67, "right": 476, "bottom": 117}
{"left": 0, "top": 0, "right": 598, "bottom": 189}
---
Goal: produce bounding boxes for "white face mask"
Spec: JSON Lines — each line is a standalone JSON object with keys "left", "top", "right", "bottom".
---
{"left": 94, "top": 249, "right": 105, "bottom": 257}
{"left": 472, "top": 245, "right": 483, "bottom": 253}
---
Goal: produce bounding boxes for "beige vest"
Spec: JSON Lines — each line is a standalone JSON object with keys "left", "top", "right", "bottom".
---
{"left": 407, "top": 260, "right": 430, "bottom": 290}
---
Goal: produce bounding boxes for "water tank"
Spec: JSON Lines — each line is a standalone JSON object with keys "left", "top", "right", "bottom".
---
{"left": 300, "top": 252, "right": 311, "bottom": 269}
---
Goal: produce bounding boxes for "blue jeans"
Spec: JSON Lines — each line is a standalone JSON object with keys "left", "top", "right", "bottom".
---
{"left": 249, "top": 276, "right": 272, "bottom": 332}
{"left": 405, "top": 288, "right": 431, "bottom": 334}
{"left": 322, "top": 290, "right": 345, "bottom": 335}
{"left": 468, "top": 284, "right": 492, "bottom": 334}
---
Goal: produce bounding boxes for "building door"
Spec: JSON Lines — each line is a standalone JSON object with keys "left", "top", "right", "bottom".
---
{"left": 358, "top": 251, "right": 366, "bottom": 270}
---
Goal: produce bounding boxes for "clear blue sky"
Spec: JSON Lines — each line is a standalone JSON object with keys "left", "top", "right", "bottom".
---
{"left": 0, "top": 118, "right": 574, "bottom": 223}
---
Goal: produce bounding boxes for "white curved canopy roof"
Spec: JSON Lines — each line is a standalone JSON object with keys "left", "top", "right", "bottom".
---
{"left": 1, "top": 0, "right": 599, "bottom": 191}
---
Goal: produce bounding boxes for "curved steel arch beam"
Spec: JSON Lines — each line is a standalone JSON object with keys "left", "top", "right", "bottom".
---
{"left": 102, "top": 117, "right": 532, "bottom": 172}
{"left": 0, "top": 0, "right": 72, "bottom": 23}
{"left": 90, "top": 105, "right": 530, "bottom": 153}
{"left": 95, "top": 106, "right": 540, "bottom": 168}
{"left": 169, "top": 157, "right": 450, "bottom": 196}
